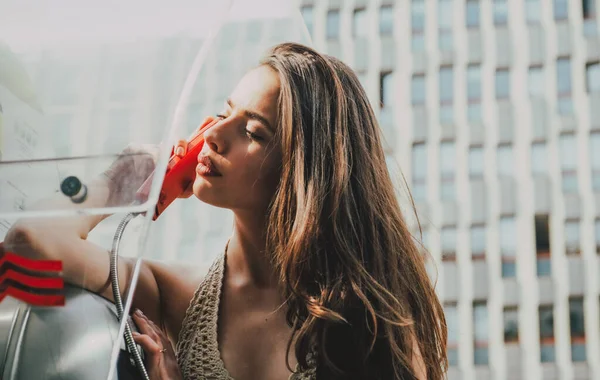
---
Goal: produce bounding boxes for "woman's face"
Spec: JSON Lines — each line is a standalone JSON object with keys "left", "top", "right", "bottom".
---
{"left": 193, "top": 65, "right": 282, "bottom": 213}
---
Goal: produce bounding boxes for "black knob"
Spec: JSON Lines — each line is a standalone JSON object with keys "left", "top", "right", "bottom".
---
{"left": 60, "top": 176, "right": 88, "bottom": 204}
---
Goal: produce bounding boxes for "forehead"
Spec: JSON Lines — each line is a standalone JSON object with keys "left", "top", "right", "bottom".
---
{"left": 229, "top": 66, "right": 280, "bottom": 123}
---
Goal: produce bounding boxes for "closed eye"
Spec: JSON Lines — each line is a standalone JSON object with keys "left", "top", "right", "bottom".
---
{"left": 245, "top": 129, "right": 263, "bottom": 141}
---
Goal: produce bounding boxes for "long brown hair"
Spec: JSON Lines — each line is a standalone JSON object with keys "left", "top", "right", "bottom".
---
{"left": 262, "top": 43, "right": 447, "bottom": 379}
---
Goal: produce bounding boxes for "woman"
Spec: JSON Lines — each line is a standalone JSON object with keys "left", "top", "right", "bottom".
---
{"left": 5, "top": 43, "right": 447, "bottom": 379}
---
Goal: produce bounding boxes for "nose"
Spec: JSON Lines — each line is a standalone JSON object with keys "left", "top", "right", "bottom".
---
{"left": 202, "top": 117, "right": 228, "bottom": 155}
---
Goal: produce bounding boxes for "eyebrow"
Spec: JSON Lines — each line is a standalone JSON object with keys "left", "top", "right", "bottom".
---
{"left": 227, "top": 98, "right": 274, "bottom": 133}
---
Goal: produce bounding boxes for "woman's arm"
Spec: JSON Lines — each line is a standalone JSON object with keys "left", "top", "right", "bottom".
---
{"left": 3, "top": 161, "right": 164, "bottom": 324}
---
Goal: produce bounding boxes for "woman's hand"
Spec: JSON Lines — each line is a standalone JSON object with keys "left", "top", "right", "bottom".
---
{"left": 132, "top": 309, "right": 183, "bottom": 380}
{"left": 102, "top": 144, "right": 161, "bottom": 206}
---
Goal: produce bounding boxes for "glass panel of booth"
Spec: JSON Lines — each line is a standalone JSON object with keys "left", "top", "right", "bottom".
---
{"left": 0, "top": 0, "right": 311, "bottom": 379}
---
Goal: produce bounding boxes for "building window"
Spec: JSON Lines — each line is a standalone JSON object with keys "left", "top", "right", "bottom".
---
{"left": 412, "top": 74, "right": 426, "bottom": 105}
{"left": 412, "top": 0, "right": 426, "bottom": 51}
{"left": 468, "top": 103, "right": 482, "bottom": 123}
{"left": 380, "top": 72, "right": 394, "bottom": 108}
{"left": 586, "top": 62, "right": 600, "bottom": 92}
{"left": 469, "top": 146, "right": 484, "bottom": 178}
{"left": 554, "top": 0, "right": 569, "bottom": 20}
{"left": 590, "top": 133, "right": 600, "bottom": 191}
{"left": 500, "top": 216, "right": 517, "bottom": 278}
{"left": 557, "top": 58, "right": 573, "bottom": 115}
{"left": 526, "top": 0, "right": 541, "bottom": 24}
{"left": 300, "top": 6, "right": 314, "bottom": 36}
{"left": 583, "top": 0, "right": 597, "bottom": 36}
{"left": 531, "top": 143, "right": 548, "bottom": 175}
{"left": 440, "top": 141, "right": 456, "bottom": 201}
{"left": 412, "top": 143, "right": 427, "bottom": 201}
{"left": 497, "top": 144, "right": 514, "bottom": 177}
{"left": 466, "top": 0, "right": 480, "bottom": 28}
{"left": 467, "top": 65, "right": 481, "bottom": 122}
{"left": 535, "top": 214, "right": 552, "bottom": 276}
{"left": 560, "top": 134, "right": 578, "bottom": 193}
{"left": 326, "top": 10, "right": 340, "bottom": 39}
{"left": 495, "top": 69, "right": 510, "bottom": 99}
{"left": 539, "top": 305, "right": 556, "bottom": 362}
{"left": 583, "top": 0, "right": 597, "bottom": 19}
{"left": 473, "top": 302, "right": 489, "bottom": 365}
{"left": 445, "top": 303, "right": 459, "bottom": 366}
{"left": 569, "top": 297, "right": 586, "bottom": 362}
{"left": 438, "top": 0, "right": 453, "bottom": 51}
{"left": 471, "top": 224, "right": 486, "bottom": 259}
{"left": 528, "top": 66, "right": 545, "bottom": 98}
{"left": 595, "top": 219, "right": 600, "bottom": 253}
{"left": 494, "top": 0, "right": 508, "bottom": 25}
{"left": 467, "top": 65, "right": 482, "bottom": 101}
{"left": 353, "top": 8, "right": 367, "bottom": 38}
{"left": 439, "top": 66, "right": 454, "bottom": 124}
{"left": 379, "top": 5, "right": 394, "bottom": 35}
{"left": 441, "top": 226, "right": 457, "bottom": 261}
{"left": 504, "top": 307, "right": 519, "bottom": 343}
{"left": 565, "top": 219, "right": 581, "bottom": 255}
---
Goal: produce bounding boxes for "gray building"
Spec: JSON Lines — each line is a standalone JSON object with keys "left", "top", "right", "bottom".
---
{"left": 290, "top": 0, "right": 599, "bottom": 379}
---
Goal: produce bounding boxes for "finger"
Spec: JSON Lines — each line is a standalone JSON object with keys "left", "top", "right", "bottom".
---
{"left": 132, "top": 332, "right": 162, "bottom": 355}
{"left": 174, "top": 139, "right": 188, "bottom": 158}
{"left": 133, "top": 311, "right": 161, "bottom": 343}
{"left": 177, "top": 179, "right": 194, "bottom": 199}
{"left": 198, "top": 116, "right": 215, "bottom": 130}
{"left": 146, "top": 318, "right": 174, "bottom": 350}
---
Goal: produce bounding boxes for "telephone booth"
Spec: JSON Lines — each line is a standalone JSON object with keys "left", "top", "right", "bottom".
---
{"left": 0, "top": 1, "right": 310, "bottom": 378}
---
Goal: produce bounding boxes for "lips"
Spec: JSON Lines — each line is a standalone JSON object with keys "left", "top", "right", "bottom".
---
{"left": 197, "top": 155, "right": 222, "bottom": 177}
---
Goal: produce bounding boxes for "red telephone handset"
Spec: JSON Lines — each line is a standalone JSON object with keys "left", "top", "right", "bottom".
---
{"left": 136, "top": 116, "right": 219, "bottom": 220}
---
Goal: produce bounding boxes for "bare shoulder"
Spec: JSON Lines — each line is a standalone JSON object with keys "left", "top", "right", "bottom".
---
{"left": 144, "top": 258, "right": 214, "bottom": 343}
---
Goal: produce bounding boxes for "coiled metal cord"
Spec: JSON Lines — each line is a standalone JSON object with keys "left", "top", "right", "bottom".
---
{"left": 110, "top": 212, "right": 150, "bottom": 380}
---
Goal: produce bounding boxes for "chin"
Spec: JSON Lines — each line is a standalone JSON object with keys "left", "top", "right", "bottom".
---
{"left": 192, "top": 179, "right": 228, "bottom": 208}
